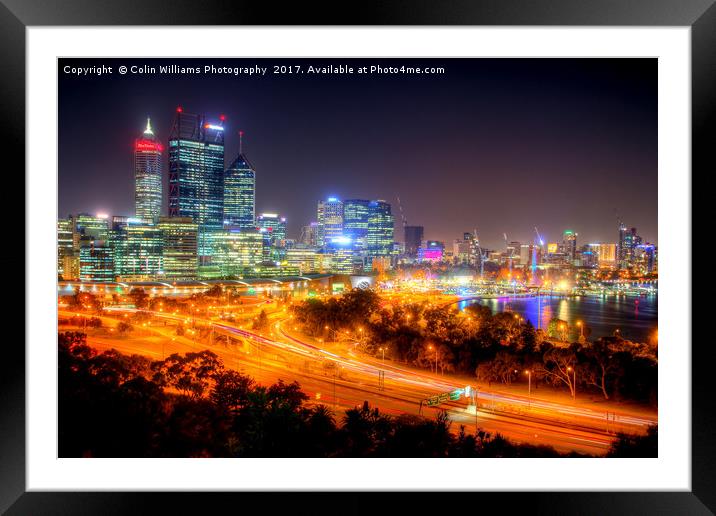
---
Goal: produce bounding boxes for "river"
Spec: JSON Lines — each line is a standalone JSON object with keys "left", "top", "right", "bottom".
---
{"left": 457, "top": 294, "right": 657, "bottom": 343}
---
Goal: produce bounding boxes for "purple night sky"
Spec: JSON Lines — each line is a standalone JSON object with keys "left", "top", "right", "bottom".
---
{"left": 59, "top": 58, "right": 657, "bottom": 248}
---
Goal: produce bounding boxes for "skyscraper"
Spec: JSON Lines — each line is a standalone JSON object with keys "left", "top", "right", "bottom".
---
{"left": 300, "top": 222, "right": 319, "bottom": 247}
{"left": 618, "top": 224, "right": 640, "bottom": 269}
{"left": 134, "top": 118, "right": 163, "bottom": 222}
{"left": 57, "top": 218, "right": 75, "bottom": 279}
{"left": 256, "top": 213, "right": 287, "bottom": 246}
{"left": 223, "top": 132, "right": 255, "bottom": 229}
{"left": 404, "top": 226, "right": 424, "bottom": 257}
{"left": 158, "top": 217, "right": 198, "bottom": 280}
{"left": 168, "top": 108, "right": 225, "bottom": 259}
{"left": 343, "top": 199, "right": 371, "bottom": 249}
{"left": 562, "top": 230, "right": 578, "bottom": 263}
{"left": 110, "top": 221, "right": 164, "bottom": 281}
{"left": 366, "top": 200, "right": 394, "bottom": 257}
{"left": 317, "top": 197, "right": 344, "bottom": 247}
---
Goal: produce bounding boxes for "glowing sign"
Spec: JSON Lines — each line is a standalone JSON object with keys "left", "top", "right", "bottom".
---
{"left": 261, "top": 213, "right": 278, "bottom": 218}
{"left": 547, "top": 243, "right": 558, "bottom": 254}
{"left": 327, "top": 197, "right": 339, "bottom": 202}
{"left": 135, "top": 141, "right": 163, "bottom": 152}
{"left": 204, "top": 124, "right": 224, "bottom": 131}
{"left": 96, "top": 213, "right": 109, "bottom": 219}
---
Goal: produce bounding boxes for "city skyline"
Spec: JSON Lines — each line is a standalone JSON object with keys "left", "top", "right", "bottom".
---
{"left": 59, "top": 58, "right": 657, "bottom": 248}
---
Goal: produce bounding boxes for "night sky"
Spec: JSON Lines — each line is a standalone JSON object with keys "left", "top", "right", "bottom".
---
{"left": 59, "top": 58, "right": 657, "bottom": 248}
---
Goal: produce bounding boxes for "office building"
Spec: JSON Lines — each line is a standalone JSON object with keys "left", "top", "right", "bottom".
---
{"left": 343, "top": 199, "right": 371, "bottom": 249}
{"left": 158, "top": 217, "right": 198, "bottom": 280}
{"left": 134, "top": 118, "right": 163, "bottom": 222}
{"left": 404, "top": 225, "right": 424, "bottom": 257}
{"left": 366, "top": 200, "right": 394, "bottom": 257}
{"left": 223, "top": 140, "right": 256, "bottom": 229}
{"left": 168, "top": 108, "right": 225, "bottom": 259}
{"left": 317, "top": 197, "right": 344, "bottom": 247}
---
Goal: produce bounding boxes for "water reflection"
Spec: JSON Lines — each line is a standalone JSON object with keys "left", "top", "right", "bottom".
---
{"left": 459, "top": 294, "right": 657, "bottom": 343}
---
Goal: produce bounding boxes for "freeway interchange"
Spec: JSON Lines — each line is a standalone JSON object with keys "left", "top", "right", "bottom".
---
{"left": 62, "top": 302, "right": 656, "bottom": 456}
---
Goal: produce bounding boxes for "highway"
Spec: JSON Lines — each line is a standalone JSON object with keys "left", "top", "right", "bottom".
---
{"left": 61, "top": 306, "right": 657, "bottom": 455}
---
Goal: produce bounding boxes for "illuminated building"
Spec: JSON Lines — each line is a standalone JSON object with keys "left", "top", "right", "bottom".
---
{"left": 168, "top": 108, "right": 225, "bottom": 259}
{"left": 618, "top": 225, "right": 641, "bottom": 269}
{"left": 418, "top": 241, "right": 444, "bottom": 262}
{"left": 134, "top": 118, "right": 163, "bottom": 222}
{"left": 562, "top": 230, "right": 577, "bottom": 262}
{"left": 285, "top": 245, "right": 320, "bottom": 274}
{"left": 209, "top": 229, "right": 264, "bottom": 278}
{"left": 79, "top": 240, "right": 115, "bottom": 282}
{"left": 111, "top": 221, "right": 164, "bottom": 281}
{"left": 158, "top": 217, "right": 198, "bottom": 279}
{"left": 74, "top": 213, "right": 109, "bottom": 241}
{"left": 223, "top": 137, "right": 255, "bottom": 229}
{"left": 256, "top": 213, "right": 287, "bottom": 246}
{"left": 61, "top": 255, "right": 80, "bottom": 281}
{"left": 404, "top": 226, "right": 424, "bottom": 257}
{"left": 588, "top": 243, "right": 617, "bottom": 266}
{"left": 453, "top": 238, "right": 472, "bottom": 265}
{"left": 325, "top": 236, "right": 358, "bottom": 274}
{"left": 317, "top": 197, "right": 344, "bottom": 247}
{"left": 634, "top": 244, "right": 657, "bottom": 274}
{"left": 300, "top": 222, "right": 319, "bottom": 247}
{"left": 57, "top": 218, "right": 75, "bottom": 279}
{"left": 366, "top": 200, "right": 394, "bottom": 257}
{"left": 343, "top": 199, "right": 371, "bottom": 249}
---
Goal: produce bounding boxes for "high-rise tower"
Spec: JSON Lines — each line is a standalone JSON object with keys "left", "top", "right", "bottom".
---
{"left": 223, "top": 131, "right": 256, "bottom": 229}
{"left": 168, "top": 108, "right": 225, "bottom": 259}
{"left": 134, "top": 118, "right": 163, "bottom": 222}
{"left": 317, "top": 197, "right": 344, "bottom": 247}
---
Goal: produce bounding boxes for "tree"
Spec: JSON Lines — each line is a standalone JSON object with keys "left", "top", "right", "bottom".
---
{"left": 129, "top": 288, "right": 149, "bottom": 309}
{"left": 538, "top": 346, "right": 578, "bottom": 397}
{"left": 607, "top": 425, "right": 658, "bottom": 457}
{"left": 581, "top": 338, "right": 620, "bottom": 400}
{"left": 117, "top": 321, "right": 134, "bottom": 334}
{"left": 152, "top": 351, "right": 224, "bottom": 399}
{"left": 253, "top": 309, "right": 269, "bottom": 331}
{"left": 210, "top": 370, "right": 254, "bottom": 411}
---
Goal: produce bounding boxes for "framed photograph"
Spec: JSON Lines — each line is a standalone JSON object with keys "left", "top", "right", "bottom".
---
{"left": 5, "top": 0, "right": 711, "bottom": 512}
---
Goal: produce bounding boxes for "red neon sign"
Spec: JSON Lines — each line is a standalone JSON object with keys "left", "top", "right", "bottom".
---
{"left": 135, "top": 140, "right": 163, "bottom": 152}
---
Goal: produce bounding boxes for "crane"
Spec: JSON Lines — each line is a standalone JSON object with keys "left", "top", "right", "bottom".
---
{"left": 472, "top": 229, "right": 488, "bottom": 278}
{"left": 397, "top": 195, "right": 408, "bottom": 229}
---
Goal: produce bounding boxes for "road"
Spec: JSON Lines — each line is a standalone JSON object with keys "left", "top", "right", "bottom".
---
{"left": 60, "top": 308, "right": 656, "bottom": 455}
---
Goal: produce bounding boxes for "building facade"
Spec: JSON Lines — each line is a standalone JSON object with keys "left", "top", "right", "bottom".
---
{"left": 366, "top": 200, "right": 394, "bottom": 257}
{"left": 134, "top": 119, "right": 163, "bottom": 222}
{"left": 317, "top": 197, "right": 344, "bottom": 247}
{"left": 158, "top": 217, "right": 198, "bottom": 280}
{"left": 223, "top": 150, "right": 255, "bottom": 229}
{"left": 167, "top": 108, "right": 225, "bottom": 259}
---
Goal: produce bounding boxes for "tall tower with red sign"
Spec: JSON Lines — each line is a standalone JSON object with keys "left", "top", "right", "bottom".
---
{"left": 134, "top": 118, "right": 163, "bottom": 222}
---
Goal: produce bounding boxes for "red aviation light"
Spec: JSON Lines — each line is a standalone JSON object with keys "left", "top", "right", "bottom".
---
{"left": 219, "top": 114, "right": 226, "bottom": 121}
{"left": 135, "top": 140, "right": 163, "bottom": 152}
{"left": 176, "top": 106, "right": 183, "bottom": 113}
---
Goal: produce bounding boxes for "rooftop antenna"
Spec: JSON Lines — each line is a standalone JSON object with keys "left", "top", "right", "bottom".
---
{"left": 239, "top": 130, "right": 244, "bottom": 154}
{"left": 144, "top": 118, "right": 153, "bottom": 135}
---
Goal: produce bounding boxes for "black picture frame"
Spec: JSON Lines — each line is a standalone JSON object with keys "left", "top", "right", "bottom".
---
{"left": 3, "top": 1, "right": 710, "bottom": 513}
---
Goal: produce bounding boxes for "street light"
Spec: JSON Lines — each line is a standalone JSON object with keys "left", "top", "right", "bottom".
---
{"left": 524, "top": 370, "right": 532, "bottom": 409}
{"left": 567, "top": 366, "right": 576, "bottom": 399}
{"left": 379, "top": 347, "right": 386, "bottom": 363}
{"left": 428, "top": 345, "right": 438, "bottom": 374}
{"left": 576, "top": 320, "right": 584, "bottom": 338}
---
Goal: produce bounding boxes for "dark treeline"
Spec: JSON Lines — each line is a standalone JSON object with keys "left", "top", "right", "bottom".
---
{"left": 59, "top": 331, "right": 654, "bottom": 458}
{"left": 289, "top": 290, "right": 658, "bottom": 405}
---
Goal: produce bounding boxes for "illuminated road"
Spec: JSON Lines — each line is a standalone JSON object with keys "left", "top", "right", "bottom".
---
{"left": 62, "top": 308, "right": 656, "bottom": 455}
